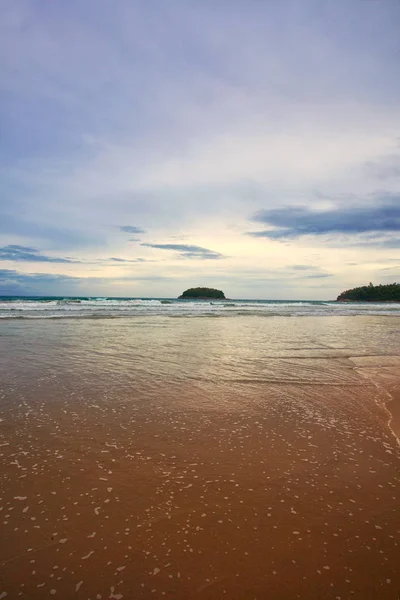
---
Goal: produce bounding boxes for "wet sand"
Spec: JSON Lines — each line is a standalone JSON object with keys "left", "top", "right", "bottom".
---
{"left": 0, "top": 317, "right": 400, "bottom": 599}
{"left": 350, "top": 355, "right": 400, "bottom": 443}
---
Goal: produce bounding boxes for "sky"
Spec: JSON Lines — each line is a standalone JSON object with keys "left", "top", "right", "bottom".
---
{"left": 1, "top": 0, "right": 400, "bottom": 299}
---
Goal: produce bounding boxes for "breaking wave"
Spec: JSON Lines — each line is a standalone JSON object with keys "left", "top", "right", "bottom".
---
{"left": 0, "top": 296, "right": 400, "bottom": 319}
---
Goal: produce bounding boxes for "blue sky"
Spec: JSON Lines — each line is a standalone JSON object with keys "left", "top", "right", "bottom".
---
{"left": 1, "top": 0, "right": 400, "bottom": 298}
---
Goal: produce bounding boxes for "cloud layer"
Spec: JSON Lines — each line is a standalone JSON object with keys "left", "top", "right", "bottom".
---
{"left": 249, "top": 198, "right": 400, "bottom": 240}
{"left": 0, "top": 268, "right": 80, "bottom": 295}
{"left": 1, "top": 1, "right": 400, "bottom": 298}
{"left": 0, "top": 245, "right": 77, "bottom": 263}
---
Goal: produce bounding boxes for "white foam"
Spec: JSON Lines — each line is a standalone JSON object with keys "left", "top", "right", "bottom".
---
{"left": 2, "top": 297, "right": 400, "bottom": 319}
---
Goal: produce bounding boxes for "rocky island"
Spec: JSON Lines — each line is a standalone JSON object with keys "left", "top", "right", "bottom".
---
{"left": 178, "top": 287, "right": 226, "bottom": 299}
{"left": 337, "top": 282, "right": 400, "bottom": 302}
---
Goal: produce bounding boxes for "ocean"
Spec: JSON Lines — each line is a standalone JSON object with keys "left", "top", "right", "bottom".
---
{"left": 1, "top": 295, "right": 400, "bottom": 318}
{"left": 0, "top": 301, "right": 399, "bottom": 599}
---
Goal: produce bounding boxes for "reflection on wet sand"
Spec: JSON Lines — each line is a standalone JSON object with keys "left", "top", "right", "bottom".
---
{"left": 0, "top": 316, "right": 399, "bottom": 599}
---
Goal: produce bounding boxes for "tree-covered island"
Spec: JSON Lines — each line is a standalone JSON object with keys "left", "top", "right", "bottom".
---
{"left": 178, "top": 287, "right": 226, "bottom": 299}
{"left": 336, "top": 282, "right": 400, "bottom": 302}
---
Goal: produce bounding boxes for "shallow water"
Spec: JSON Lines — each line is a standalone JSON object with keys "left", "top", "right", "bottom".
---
{"left": 0, "top": 315, "right": 399, "bottom": 599}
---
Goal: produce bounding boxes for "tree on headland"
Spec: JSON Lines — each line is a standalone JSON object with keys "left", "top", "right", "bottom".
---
{"left": 178, "top": 287, "right": 226, "bottom": 299}
{"left": 336, "top": 282, "right": 400, "bottom": 302}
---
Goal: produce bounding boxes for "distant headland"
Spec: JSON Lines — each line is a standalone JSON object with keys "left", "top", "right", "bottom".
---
{"left": 178, "top": 287, "right": 226, "bottom": 299}
{"left": 336, "top": 282, "right": 400, "bottom": 302}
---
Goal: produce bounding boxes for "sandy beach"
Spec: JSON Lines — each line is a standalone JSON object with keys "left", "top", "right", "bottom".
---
{"left": 1, "top": 316, "right": 399, "bottom": 599}
{"left": 3, "top": 0, "right": 400, "bottom": 596}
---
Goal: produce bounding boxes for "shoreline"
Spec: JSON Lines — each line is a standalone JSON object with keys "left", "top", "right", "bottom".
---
{"left": 1, "top": 314, "right": 400, "bottom": 322}
{"left": 384, "top": 385, "right": 400, "bottom": 444}
{"left": 350, "top": 355, "right": 400, "bottom": 446}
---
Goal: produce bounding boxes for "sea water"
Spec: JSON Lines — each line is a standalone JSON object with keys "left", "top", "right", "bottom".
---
{"left": 1, "top": 295, "right": 400, "bottom": 319}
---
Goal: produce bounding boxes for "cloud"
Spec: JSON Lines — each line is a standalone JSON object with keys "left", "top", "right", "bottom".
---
{"left": 120, "top": 226, "right": 146, "bottom": 234}
{"left": 303, "top": 273, "right": 333, "bottom": 279}
{"left": 286, "top": 264, "right": 333, "bottom": 278}
{"left": 378, "top": 265, "right": 400, "bottom": 271}
{"left": 315, "top": 233, "right": 400, "bottom": 249}
{"left": 281, "top": 264, "right": 333, "bottom": 279}
{"left": 375, "top": 238, "right": 400, "bottom": 248}
{"left": 0, "top": 245, "right": 77, "bottom": 263}
{"left": 108, "top": 257, "right": 149, "bottom": 263}
{"left": 0, "top": 267, "right": 172, "bottom": 294}
{"left": 0, "top": 214, "right": 96, "bottom": 249}
{"left": 364, "top": 147, "right": 400, "bottom": 180}
{"left": 0, "top": 268, "right": 79, "bottom": 283}
{"left": 0, "top": 268, "right": 81, "bottom": 294}
{"left": 141, "top": 243, "right": 225, "bottom": 260}
{"left": 289, "top": 265, "right": 315, "bottom": 271}
{"left": 1, "top": 1, "right": 400, "bottom": 299}
{"left": 248, "top": 199, "right": 400, "bottom": 240}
